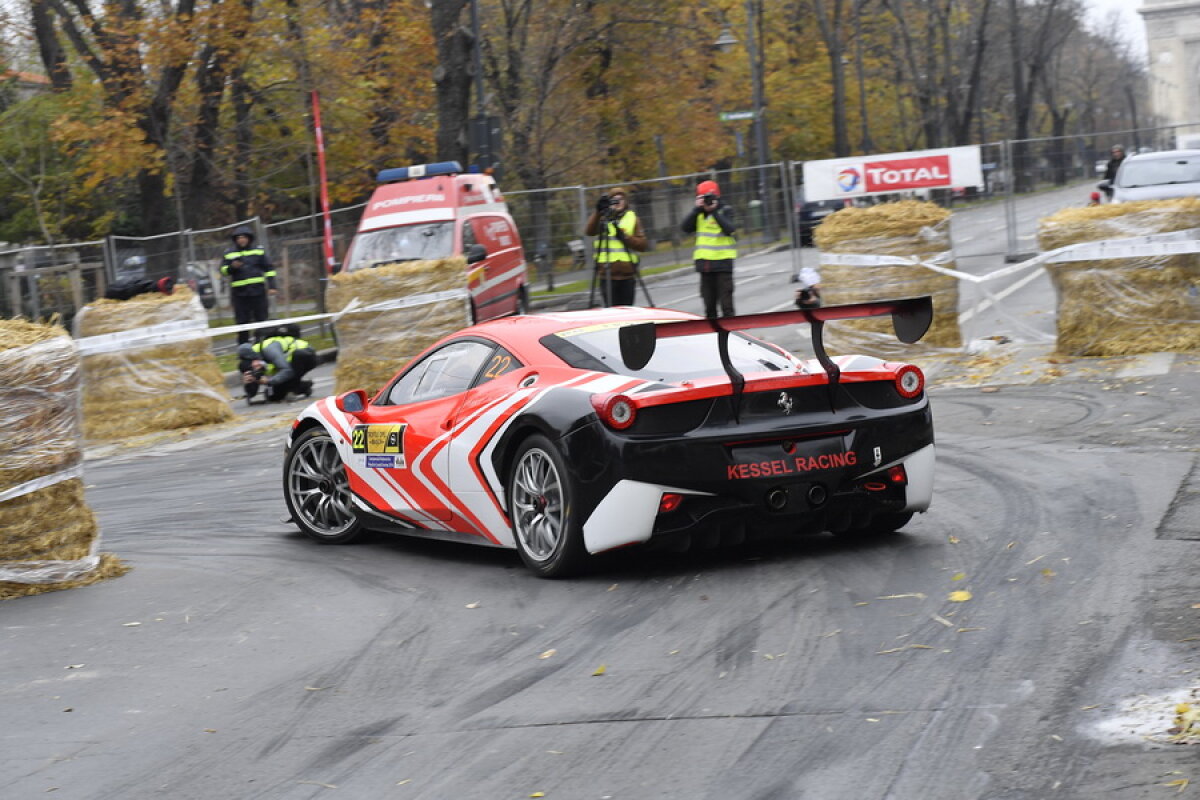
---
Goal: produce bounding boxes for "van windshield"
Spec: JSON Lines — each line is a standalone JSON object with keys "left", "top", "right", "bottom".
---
{"left": 345, "top": 222, "right": 455, "bottom": 270}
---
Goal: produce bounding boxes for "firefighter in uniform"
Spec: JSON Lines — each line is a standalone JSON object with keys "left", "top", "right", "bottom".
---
{"left": 237, "top": 324, "right": 316, "bottom": 403}
{"left": 221, "top": 225, "right": 276, "bottom": 343}
{"left": 681, "top": 179, "right": 738, "bottom": 319}
{"left": 584, "top": 186, "right": 647, "bottom": 307}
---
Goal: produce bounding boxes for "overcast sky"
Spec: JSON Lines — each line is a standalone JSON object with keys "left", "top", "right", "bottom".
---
{"left": 1085, "top": 0, "right": 1149, "bottom": 56}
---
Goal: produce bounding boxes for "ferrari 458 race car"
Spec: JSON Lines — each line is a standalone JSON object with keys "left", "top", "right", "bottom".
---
{"left": 283, "top": 298, "right": 936, "bottom": 577}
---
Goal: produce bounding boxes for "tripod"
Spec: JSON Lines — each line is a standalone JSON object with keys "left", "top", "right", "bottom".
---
{"left": 587, "top": 208, "right": 654, "bottom": 308}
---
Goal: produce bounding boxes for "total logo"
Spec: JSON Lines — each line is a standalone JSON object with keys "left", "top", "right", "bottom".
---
{"left": 863, "top": 155, "right": 951, "bottom": 191}
{"left": 836, "top": 167, "right": 861, "bottom": 192}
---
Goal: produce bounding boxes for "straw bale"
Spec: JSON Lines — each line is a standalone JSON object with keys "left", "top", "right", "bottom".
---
{"left": 1038, "top": 198, "right": 1200, "bottom": 356}
{"left": 326, "top": 258, "right": 472, "bottom": 395}
{"left": 76, "top": 287, "right": 234, "bottom": 439}
{"left": 0, "top": 322, "right": 81, "bottom": 492}
{"left": 814, "top": 201, "right": 961, "bottom": 355}
{"left": 0, "top": 322, "right": 126, "bottom": 596}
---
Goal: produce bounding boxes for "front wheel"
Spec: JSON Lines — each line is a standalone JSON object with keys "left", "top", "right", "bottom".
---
{"left": 507, "top": 434, "right": 588, "bottom": 578}
{"left": 283, "top": 427, "right": 363, "bottom": 544}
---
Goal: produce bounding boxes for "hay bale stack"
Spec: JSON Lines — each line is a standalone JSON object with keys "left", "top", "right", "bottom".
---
{"left": 326, "top": 258, "right": 472, "bottom": 395}
{"left": 1038, "top": 198, "right": 1200, "bottom": 356}
{"left": 0, "top": 319, "right": 128, "bottom": 600}
{"left": 75, "top": 287, "right": 234, "bottom": 439}
{"left": 814, "top": 200, "right": 961, "bottom": 355}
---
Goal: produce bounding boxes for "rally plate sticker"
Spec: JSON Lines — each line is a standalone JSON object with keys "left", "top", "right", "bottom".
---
{"left": 350, "top": 423, "right": 406, "bottom": 469}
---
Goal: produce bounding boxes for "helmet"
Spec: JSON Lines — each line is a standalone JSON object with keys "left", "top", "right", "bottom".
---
{"left": 231, "top": 225, "right": 255, "bottom": 243}
{"left": 696, "top": 180, "right": 720, "bottom": 197}
{"left": 277, "top": 323, "right": 301, "bottom": 339}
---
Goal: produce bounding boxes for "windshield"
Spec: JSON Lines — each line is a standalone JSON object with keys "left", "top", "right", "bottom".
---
{"left": 1117, "top": 157, "right": 1200, "bottom": 188}
{"left": 345, "top": 222, "right": 455, "bottom": 270}
{"left": 541, "top": 323, "right": 798, "bottom": 383}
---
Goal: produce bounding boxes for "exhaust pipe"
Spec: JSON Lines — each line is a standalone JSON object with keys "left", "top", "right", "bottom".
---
{"left": 807, "top": 484, "right": 828, "bottom": 507}
{"left": 765, "top": 487, "right": 789, "bottom": 512}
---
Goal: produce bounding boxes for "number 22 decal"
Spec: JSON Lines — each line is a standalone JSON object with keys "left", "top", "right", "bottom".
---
{"left": 484, "top": 354, "right": 512, "bottom": 378}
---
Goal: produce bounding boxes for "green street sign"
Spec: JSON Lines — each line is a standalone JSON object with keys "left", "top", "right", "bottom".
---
{"left": 719, "top": 110, "right": 757, "bottom": 121}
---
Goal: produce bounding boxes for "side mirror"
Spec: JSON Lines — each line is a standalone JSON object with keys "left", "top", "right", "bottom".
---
{"left": 465, "top": 243, "right": 488, "bottom": 264}
{"left": 1097, "top": 180, "right": 1111, "bottom": 190}
{"left": 335, "top": 389, "right": 368, "bottom": 414}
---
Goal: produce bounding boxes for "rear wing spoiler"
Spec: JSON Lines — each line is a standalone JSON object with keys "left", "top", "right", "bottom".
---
{"left": 618, "top": 296, "right": 933, "bottom": 414}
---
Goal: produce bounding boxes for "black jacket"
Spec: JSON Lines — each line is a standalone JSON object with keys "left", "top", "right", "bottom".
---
{"left": 221, "top": 227, "right": 276, "bottom": 297}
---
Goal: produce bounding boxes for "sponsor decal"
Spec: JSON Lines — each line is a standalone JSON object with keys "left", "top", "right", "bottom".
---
{"left": 727, "top": 451, "right": 857, "bottom": 480}
{"left": 365, "top": 455, "right": 397, "bottom": 469}
{"left": 837, "top": 167, "right": 861, "bottom": 192}
{"left": 370, "top": 194, "right": 446, "bottom": 211}
{"left": 863, "top": 155, "right": 951, "bottom": 192}
{"left": 873, "top": 446, "right": 882, "bottom": 466}
{"left": 351, "top": 423, "right": 406, "bottom": 468}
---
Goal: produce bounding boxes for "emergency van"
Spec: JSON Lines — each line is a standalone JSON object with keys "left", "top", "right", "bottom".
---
{"left": 341, "top": 161, "right": 529, "bottom": 321}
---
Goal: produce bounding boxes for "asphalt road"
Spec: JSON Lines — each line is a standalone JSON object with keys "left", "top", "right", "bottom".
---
{"left": 4, "top": 187, "right": 1198, "bottom": 799}
{"left": 3, "top": 359, "right": 1197, "bottom": 799}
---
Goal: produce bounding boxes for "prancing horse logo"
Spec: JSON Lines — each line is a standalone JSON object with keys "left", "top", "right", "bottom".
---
{"left": 777, "top": 392, "right": 793, "bottom": 415}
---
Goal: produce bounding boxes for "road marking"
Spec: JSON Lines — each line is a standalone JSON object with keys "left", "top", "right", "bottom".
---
{"left": 958, "top": 266, "right": 1045, "bottom": 324}
{"left": 1115, "top": 352, "right": 1176, "bottom": 378}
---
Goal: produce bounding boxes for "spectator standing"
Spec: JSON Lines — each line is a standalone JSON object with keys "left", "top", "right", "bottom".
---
{"left": 221, "top": 225, "right": 277, "bottom": 344}
{"left": 1102, "top": 145, "right": 1126, "bottom": 200}
{"left": 584, "top": 187, "right": 647, "bottom": 307}
{"left": 681, "top": 179, "right": 738, "bottom": 318}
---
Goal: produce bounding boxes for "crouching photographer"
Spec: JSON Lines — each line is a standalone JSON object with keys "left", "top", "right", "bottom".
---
{"left": 237, "top": 324, "right": 317, "bottom": 403}
{"left": 584, "top": 186, "right": 647, "bottom": 307}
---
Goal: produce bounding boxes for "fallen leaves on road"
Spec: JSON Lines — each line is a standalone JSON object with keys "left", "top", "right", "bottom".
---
{"left": 592, "top": 664, "right": 607, "bottom": 676}
{"left": 539, "top": 649, "right": 557, "bottom": 660}
{"left": 948, "top": 590, "right": 973, "bottom": 603}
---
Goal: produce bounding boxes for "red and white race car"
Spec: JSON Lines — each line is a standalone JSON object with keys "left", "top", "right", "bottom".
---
{"left": 283, "top": 299, "right": 936, "bottom": 577}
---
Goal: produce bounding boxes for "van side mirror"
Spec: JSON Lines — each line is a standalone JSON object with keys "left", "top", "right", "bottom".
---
{"left": 335, "top": 389, "right": 368, "bottom": 414}
{"left": 466, "top": 243, "right": 488, "bottom": 264}
{"left": 1097, "top": 180, "right": 1111, "bottom": 190}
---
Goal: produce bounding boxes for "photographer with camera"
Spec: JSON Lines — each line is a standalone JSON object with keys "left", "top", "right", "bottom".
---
{"left": 793, "top": 267, "right": 823, "bottom": 310}
{"left": 221, "top": 225, "right": 277, "bottom": 344}
{"left": 681, "top": 179, "right": 738, "bottom": 319}
{"left": 237, "top": 324, "right": 317, "bottom": 404}
{"left": 584, "top": 187, "right": 648, "bottom": 307}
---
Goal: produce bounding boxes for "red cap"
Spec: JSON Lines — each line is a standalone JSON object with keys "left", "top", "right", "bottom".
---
{"left": 1089, "top": 191, "right": 1101, "bottom": 201}
{"left": 697, "top": 180, "right": 720, "bottom": 197}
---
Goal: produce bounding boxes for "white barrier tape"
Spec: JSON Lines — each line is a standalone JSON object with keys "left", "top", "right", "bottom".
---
{"left": 819, "top": 227, "right": 1200, "bottom": 285}
{"left": 70, "top": 288, "right": 465, "bottom": 355}
{"left": 0, "top": 464, "right": 84, "bottom": 504}
{"left": 76, "top": 318, "right": 210, "bottom": 356}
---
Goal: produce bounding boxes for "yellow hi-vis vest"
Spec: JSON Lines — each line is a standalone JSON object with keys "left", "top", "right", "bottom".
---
{"left": 594, "top": 210, "right": 639, "bottom": 265}
{"left": 252, "top": 336, "right": 309, "bottom": 375}
{"left": 693, "top": 213, "right": 737, "bottom": 261}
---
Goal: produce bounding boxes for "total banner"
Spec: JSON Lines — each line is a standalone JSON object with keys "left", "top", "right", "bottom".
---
{"left": 803, "top": 146, "right": 983, "bottom": 202}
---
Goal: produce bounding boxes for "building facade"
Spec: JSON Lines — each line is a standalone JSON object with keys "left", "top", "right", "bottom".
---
{"left": 1140, "top": 0, "right": 1200, "bottom": 135}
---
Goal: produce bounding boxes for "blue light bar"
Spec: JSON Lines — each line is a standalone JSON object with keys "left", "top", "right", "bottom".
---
{"left": 376, "top": 161, "right": 463, "bottom": 183}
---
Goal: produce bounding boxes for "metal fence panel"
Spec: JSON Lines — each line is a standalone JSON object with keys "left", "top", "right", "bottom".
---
{"left": 0, "top": 241, "right": 106, "bottom": 325}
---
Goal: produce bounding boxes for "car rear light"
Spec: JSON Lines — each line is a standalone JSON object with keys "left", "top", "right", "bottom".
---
{"left": 591, "top": 393, "right": 637, "bottom": 430}
{"left": 659, "top": 493, "right": 683, "bottom": 513}
{"left": 887, "top": 465, "right": 907, "bottom": 485}
{"left": 894, "top": 365, "right": 924, "bottom": 399}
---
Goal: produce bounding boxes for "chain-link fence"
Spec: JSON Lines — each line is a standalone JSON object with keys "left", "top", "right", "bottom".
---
{"left": 3, "top": 122, "right": 1196, "bottom": 324}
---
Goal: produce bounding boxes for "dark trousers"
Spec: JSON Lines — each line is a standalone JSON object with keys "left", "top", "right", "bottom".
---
{"left": 232, "top": 292, "right": 270, "bottom": 344}
{"left": 699, "top": 271, "right": 735, "bottom": 318}
{"left": 598, "top": 275, "right": 637, "bottom": 307}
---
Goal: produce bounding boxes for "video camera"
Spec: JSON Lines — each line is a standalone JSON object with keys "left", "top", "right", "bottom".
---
{"left": 700, "top": 193, "right": 718, "bottom": 206}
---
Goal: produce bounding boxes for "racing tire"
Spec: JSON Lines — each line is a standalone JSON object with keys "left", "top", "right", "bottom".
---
{"left": 507, "top": 434, "right": 588, "bottom": 578}
{"left": 283, "top": 427, "right": 363, "bottom": 545}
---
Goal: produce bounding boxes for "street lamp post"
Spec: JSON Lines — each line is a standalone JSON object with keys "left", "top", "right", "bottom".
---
{"left": 717, "top": 2, "right": 771, "bottom": 240}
